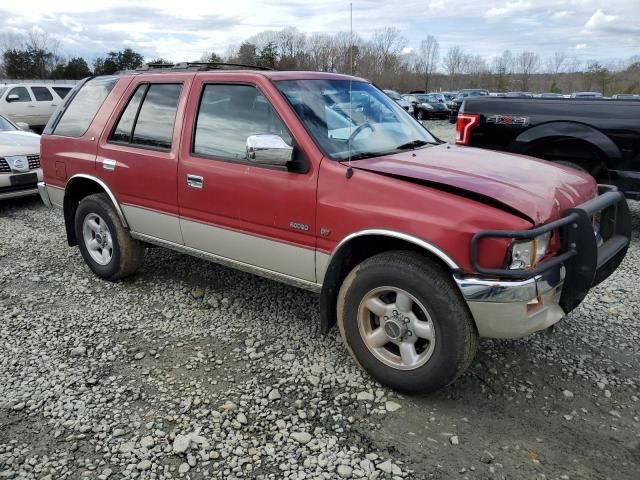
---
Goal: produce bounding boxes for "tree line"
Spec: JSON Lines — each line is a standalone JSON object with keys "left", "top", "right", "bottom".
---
{"left": 1, "top": 28, "right": 638, "bottom": 95}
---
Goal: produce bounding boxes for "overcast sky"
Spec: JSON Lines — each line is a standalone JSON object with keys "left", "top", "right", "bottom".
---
{"left": 1, "top": 0, "right": 639, "bottom": 66}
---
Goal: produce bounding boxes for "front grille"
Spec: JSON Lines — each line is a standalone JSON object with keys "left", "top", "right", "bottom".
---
{"left": 28, "top": 154, "right": 40, "bottom": 169}
{"left": 0, "top": 155, "right": 40, "bottom": 173}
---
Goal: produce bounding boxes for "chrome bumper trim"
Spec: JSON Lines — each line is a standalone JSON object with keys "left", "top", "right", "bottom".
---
{"left": 455, "top": 265, "right": 566, "bottom": 339}
{"left": 37, "top": 182, "right": 52, "bottom": 207}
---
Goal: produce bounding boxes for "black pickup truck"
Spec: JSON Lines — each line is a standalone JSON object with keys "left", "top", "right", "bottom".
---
{"left": 456, "top": 97, "right": 640, "bottom": 198}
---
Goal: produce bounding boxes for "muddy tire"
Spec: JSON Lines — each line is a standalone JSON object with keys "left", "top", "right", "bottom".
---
{"left": 75, "top": 193, "right": 145, "bottom": 281}
{"left": 337, "top": 251, "right": 477, "bottom": 393}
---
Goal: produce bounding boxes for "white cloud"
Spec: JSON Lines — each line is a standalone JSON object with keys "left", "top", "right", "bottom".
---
{"left": 551, "top": 10, "right": 572, "bottom": 20}
{"left": 485, "top": 1, "right": 532, "bottom": 19}
{"left": 575, "top": 43, "right": 587, "bottom": 49}
{"left": 584, "top": 9, "right": 616, "bottom": 30}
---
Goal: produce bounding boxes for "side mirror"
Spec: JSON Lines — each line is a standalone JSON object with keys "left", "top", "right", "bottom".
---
{"left": 16, "top": 122, "right": 30, "bottom": 131}
{"left": 246, "top": 134, "right": 293, "bottom": 166}
{"left": 6, "top": 94, "right": 20, "bottom": 102}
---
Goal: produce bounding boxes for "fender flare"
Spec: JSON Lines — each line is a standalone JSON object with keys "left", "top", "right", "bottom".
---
{"left": 318, "top": 229, "right": 461, "bottom": 334}
{"left": 511, "top": 121, "right": 621, "bottom": 168}
{"left": 65, "top": 174, "right": 129, "bottom": 228}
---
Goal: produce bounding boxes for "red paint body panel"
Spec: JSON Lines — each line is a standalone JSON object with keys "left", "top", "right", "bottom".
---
{"left": 351, "top": 144, "right": 597, "bottom": 225}
{"left": 96, "top": 73, "right": 194, "bottom": 217}
{"left": 40, "top": 76, "right": 134, "bottom": 190}
{"left": 315, "top": 160, "right": 530, "bottom": 271}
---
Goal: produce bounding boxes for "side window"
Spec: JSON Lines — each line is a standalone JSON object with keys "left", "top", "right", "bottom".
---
{"left": 53, "top": 77, "right": 118, "bottom": 137}
{"left": 130, "top": 84, "right": 181, "bottom": 150}
{"left": 31, "top": 86, "right": 54, "bottom": 101}
{"left": 193, "top": 84, "right": 292, "bottom": 161}
{"left": 52, "top": 87, "right": 72, "bottom": 99}
{"left": 111, "top": 85, "right": 147, "bottom": 143}
{"left": 6, "top": 87, "right": 32, "bottom": 102}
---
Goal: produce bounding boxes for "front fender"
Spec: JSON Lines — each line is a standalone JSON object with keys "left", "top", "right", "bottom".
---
{"left": 511, "top": 121, "right": 621, "bottom": 167}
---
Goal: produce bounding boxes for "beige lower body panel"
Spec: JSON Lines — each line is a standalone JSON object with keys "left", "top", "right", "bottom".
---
{"left": 122, "top": 204, "right": 183, "bottom": 245}
{"left": 47, "top": 185, "right": 65, "bottom": 208}
{"left": 180, "top": 218, "right": 316, "bottom": 283}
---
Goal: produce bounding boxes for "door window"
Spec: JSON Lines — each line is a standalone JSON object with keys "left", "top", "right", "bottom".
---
{"left": 109, "top": 83, "right": 181, "bottom": 150}
{"left": 31, "top": 86, "right": 54, "bottom": 101}
{"left": 52, "top": 87, "right": 72, "bottom": 99}
{"left": 6, "top": 87, "right": 32, "bottom": 102}
{"left": 193, "top": 84, "right": 292, "bottom": 161}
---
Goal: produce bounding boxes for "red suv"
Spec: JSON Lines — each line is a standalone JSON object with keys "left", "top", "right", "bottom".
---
{"left": 38, "top": 64, "right": 630, "bottom": 393}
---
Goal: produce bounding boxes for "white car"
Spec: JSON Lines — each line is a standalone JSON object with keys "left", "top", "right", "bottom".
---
{"left": 383, "top": 89, "right": 414, "bottom": 114}
{"left": 0, "top": 114, "right": 42, "bottom": 200}
{"left": 0, "top": 83, "right": 75, "bottom": 131}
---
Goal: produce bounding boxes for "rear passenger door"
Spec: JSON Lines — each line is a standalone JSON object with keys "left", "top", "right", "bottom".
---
{"left": 98, "top": 77, "right": 191, "bottom": 244}
{"left": 177, "top": 79, "right": 318, "bottom": 283}
{"left": 3, "top": 87, "right": 36, "bottom": 125}
{"left": 29, "top": 86, "right": 58, "bottom": 126}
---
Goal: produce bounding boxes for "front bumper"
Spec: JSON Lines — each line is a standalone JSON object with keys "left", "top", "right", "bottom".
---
{"left": 0, "top": 169, "right": 43, "bottom": 200}
{"left": 37, "top": 181, "right": 52, "bottom": 207}
{"left": 455, "top": 265, "right": 565, "bottom": 338}
{"left": 458, "top": 185, "right": 630, "bottom": 339}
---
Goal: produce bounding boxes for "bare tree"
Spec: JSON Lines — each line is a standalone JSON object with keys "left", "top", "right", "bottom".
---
{"left": 492, "top": 50, "right": 513, "bottom": 91}
{"left": 514, "top": 51, "right": 540, "bottom": 90}
{"left": 413, "top": 35, "right": 439, "bottom": 92}
{"left": 443, "top": 46, "right": 466, "bottom": 89}
{"left": 548, "top": 51, "right": 566, "bottom": 75}
{"left": 368, "top": 27, "right": 407, "bottom": 81}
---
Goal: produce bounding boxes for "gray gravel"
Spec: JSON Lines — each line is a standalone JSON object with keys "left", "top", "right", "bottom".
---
{"left": 1, "top": 151, "right": 639, "bottom": 478}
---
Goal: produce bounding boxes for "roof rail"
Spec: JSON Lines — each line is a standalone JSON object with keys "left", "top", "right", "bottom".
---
{"left": 121, "top": 62, "right": 273, "bottom": 74}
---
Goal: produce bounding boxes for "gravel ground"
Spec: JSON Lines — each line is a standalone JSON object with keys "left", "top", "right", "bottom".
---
{"left": 1, "top": 140, "right": 639, "bottom": 479}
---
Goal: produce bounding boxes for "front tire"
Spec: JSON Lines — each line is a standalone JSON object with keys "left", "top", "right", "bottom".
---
{"left": 416, "top": 109, "right": 425, "bottom": 121}
{"left": 337, "top": 251, "right": 477, "bottom": 393}
{"left": 75, "top": 193, "right": 145, "bottom": 281}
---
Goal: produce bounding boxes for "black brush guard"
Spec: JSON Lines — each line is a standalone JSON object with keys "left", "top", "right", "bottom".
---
{"left": 470, "top": 185, "right": 631, "bottom": 313}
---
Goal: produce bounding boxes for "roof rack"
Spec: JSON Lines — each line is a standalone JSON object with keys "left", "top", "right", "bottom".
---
{"left": 126, "top": 62, "right": 273, "bottom": 73}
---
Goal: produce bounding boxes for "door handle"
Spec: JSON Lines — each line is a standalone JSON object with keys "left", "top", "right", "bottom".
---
{"left": 103, "top": 158, "right": 117, "bottom": 171}
{"left": 186, "top": 174, "right": 204, "bottom": 189}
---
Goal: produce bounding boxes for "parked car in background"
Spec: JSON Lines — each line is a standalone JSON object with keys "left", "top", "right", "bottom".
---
{"left": 411, "top": 93, "right": 450, "bottom": 120}
{"left": 570, "top": 91, "right": 603, "bottom": 98}
{"left": 456, "top": 96, "right": 640, "bottom": 198}
{"left": 383, "top": 89, "right": 414, "bottom": 114}
{"left": 0, "top": 83, "right": 75, "bottom": 133}
{"left": 612, "top": 94, "right": 640, "bottom": 100}
{"left": 505, "top": 92, "right": 533, "bottom": 98}
{"left": 448, "top": 90, "right": 489, "bottom": 122}
{"left": 539, "top": 92, "right": 564, "bottom": 98}
{"left": 0, "top": 113, "right": 42, "bottom": 200}
{"left": 37, "top": 66, "right": 630, "bottom": 393}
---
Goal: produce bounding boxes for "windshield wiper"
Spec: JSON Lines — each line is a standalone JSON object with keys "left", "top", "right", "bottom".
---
{"left": 396, "top": 139, "right": 430, "bottom": 150}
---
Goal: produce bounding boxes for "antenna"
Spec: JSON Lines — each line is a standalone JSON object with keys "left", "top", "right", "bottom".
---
{"left": 346, "top": 2, "right": 354, "bottom": 179}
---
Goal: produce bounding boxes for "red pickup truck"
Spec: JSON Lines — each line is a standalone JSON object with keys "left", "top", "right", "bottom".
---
{"left": 38, "top": 65, "right": 630, "bottom": 393}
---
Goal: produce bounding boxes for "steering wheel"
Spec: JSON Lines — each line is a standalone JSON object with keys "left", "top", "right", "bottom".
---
{"left": 348, "top": 123, "right": 374, "bottom": 143}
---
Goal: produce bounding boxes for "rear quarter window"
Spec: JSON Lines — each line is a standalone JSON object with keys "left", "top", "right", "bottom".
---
{"left": 52, "top": 77, "right": 118, "bottom": 137}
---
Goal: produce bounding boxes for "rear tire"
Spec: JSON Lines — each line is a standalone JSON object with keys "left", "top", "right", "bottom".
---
{"left": 75, "top": 193, "right": 145, "bottom": 281}
{"left": 337, "top": 251, "right": 477, "bottom": 393}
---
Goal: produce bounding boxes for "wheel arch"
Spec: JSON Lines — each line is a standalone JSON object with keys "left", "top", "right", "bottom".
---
{"left": 318, "top": 229, "right": 460, "bottom": 334}
{"left": 63, "top": 174, "right": 128, "bottom": 246}
{"left": 511, "top": 121, "right": 621, "bottom": 171}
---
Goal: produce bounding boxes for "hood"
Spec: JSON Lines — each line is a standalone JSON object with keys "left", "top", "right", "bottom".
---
{"left": 0, "top": 130, "right": 41, "bottom": 157}
{"left": 352, "top": 144, "right": 597, "bottom": 224}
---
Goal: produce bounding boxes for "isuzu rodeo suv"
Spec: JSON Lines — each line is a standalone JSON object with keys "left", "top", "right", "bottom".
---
{"left": 38, "top": 64, "right": 630, "bottom": 393}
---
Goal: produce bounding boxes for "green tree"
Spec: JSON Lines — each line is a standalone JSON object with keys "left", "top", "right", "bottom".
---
{"left": 93, "top": 48, "right": 144, "bottom": 75}
{"left": 549, "top": 81, "right": 562, "bottom": 93}
{"left": 237, "top": 42, "right": 257, "bottom": 65}
{"left": 64, "top": 57, "right": 92, "bottom": 79}
{"left": 148, "top": 58, "right": 172, "bottom": 66}
{"left": 258, "top": 42, "right": 277, "bottom": 69}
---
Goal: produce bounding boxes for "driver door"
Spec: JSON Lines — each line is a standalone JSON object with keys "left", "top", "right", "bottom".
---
{"left": 178, "top": 78, "right": 318, "bottom": 283}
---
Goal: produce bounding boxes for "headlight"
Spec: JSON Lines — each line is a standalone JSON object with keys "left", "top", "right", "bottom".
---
{"left": 508, "top": 232, "right": 551, "bottom": 269}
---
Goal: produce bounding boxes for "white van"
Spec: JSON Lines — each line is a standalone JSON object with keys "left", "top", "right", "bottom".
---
{"left": 0, "top": 83, "right": 76, "bottom": 131}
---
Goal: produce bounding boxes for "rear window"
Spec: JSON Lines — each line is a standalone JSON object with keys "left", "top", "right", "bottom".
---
{"left": 53, "top": 77, "right": 118, "bottom": 137}
{"left": 31, "top": 86, "right": 54, "bottom": 101}
{"left": 52, "top": 87, "right": 72, "bottom": 99}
